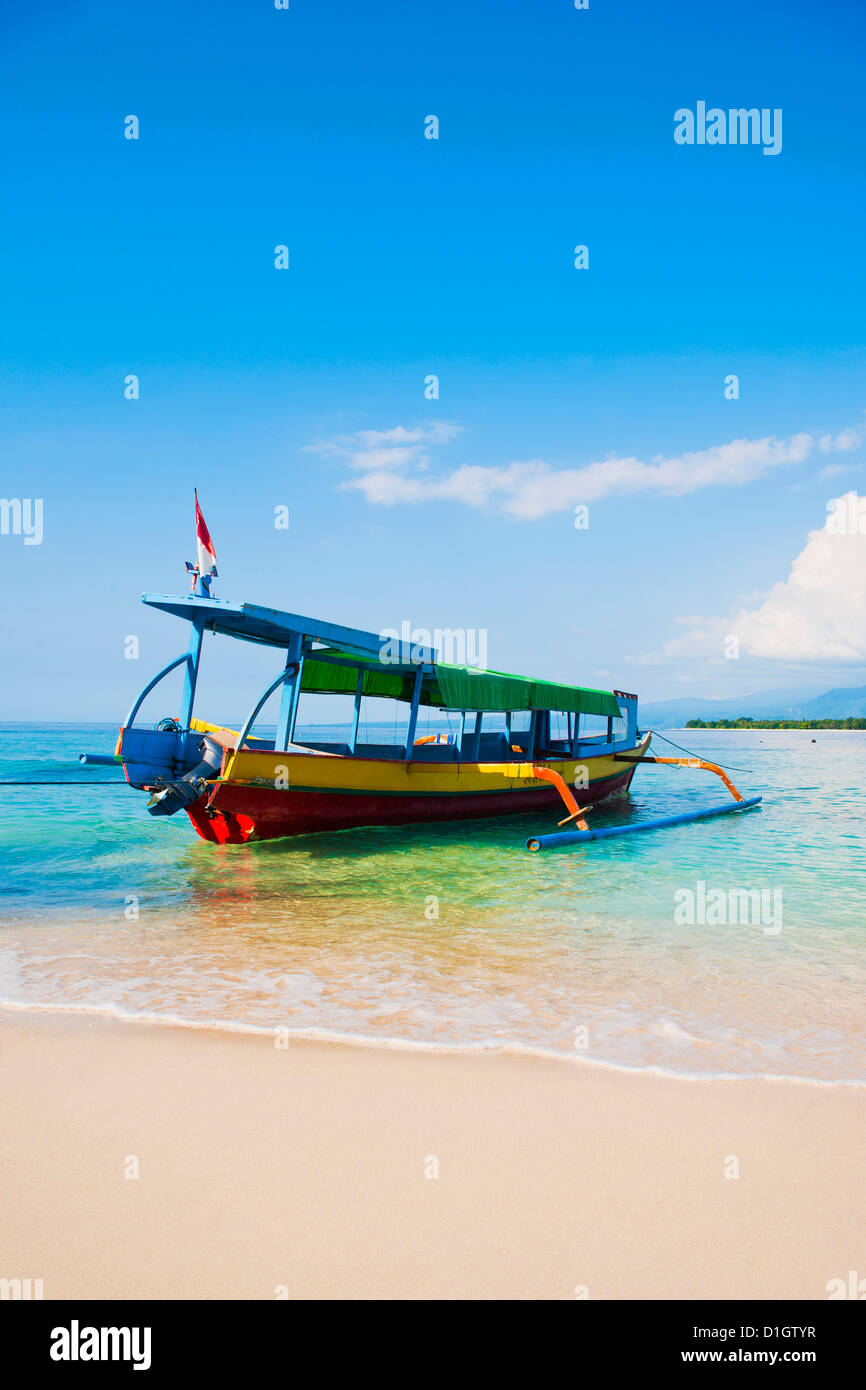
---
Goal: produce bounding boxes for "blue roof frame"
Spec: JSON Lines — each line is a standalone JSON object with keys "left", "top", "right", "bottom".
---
{"left": 142, "top": 593, "right": 437, "bottom": 664}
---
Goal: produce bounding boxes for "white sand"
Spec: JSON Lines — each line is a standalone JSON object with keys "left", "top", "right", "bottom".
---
{"left": 1, "top": 1011, "right": 863, "bottom": 1299}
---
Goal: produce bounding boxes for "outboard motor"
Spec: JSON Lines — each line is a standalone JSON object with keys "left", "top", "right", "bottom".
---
{"left": 146, "top": 735, "right": 224, "bottom": 818}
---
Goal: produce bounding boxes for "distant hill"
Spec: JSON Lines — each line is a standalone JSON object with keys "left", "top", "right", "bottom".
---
{"left": 797, "top": 685, "right": 866, "bottom": 718}
{"left": 640, "top": 685, "right": 866, "bottom": 727}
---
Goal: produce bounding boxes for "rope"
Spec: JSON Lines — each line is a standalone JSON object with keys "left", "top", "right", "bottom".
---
{"left": 648, "top": 729, "right": 755, "bottom": 773}
{"left": 0, "top": 781, "right": 127, "bottom": 787}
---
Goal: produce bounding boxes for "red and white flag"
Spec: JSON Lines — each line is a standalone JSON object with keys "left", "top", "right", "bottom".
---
{"left": 194, "top": 489, "right": 218, "bottom": 578}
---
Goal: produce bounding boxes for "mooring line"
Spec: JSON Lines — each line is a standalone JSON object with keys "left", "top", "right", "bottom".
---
{"left": 0, "top": 781, "right": 127, "bottom": 787}
{"left": 648, "top": 729, "right": 755, "bottom": 773}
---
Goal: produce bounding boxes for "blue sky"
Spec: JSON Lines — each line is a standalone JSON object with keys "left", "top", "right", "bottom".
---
{"left": 2, "top": 0, "right": 865, "bottom": 721}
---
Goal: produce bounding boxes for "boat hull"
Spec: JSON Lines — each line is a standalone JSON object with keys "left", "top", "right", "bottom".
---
{"left": 183, "top": 738, "right": 649, "bottom": 845}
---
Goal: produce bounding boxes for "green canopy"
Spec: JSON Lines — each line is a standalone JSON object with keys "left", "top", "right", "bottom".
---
{"left": 300, "top": 652, "right": 621, "bottom": 719}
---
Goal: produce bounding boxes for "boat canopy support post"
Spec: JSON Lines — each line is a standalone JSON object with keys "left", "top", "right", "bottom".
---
{"left": 275, "top": 633, "right": 305, "bottom": 750}
{"left": 235, "top": 663, "right": 300, "bottom": 757}
{"left": 404, "top": 666, "right": 425, "bottom": 760}
{"left": 178, "top": 619, "right": 204, "bottom": 728}
{"left": 349, "top": 669, "right": 364, "bottom": 754}
{"left": 571, "top": 713, "right": 581, "bottom": 758}
{"left": 288, "top": 646, "right": 306, "bottom": 744}
{"left": 469, "top": 710, "right": 483, "bottom": 762}
{"left": 525, "top": 710, "right": 538, "bottom": 761}
{"left": 124, "top": 651, "right": 195, "bottom": 729}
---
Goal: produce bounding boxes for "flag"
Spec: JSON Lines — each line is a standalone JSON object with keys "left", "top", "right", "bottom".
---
{"left": 194, "top": 489, "right": 218, "bottom": 579}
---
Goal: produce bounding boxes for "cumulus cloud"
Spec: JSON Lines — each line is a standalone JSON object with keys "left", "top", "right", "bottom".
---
{"left": 307, "top": 420, "right": 863, "bottom": 520}
{"left": 657, "top": 493, "right": 866, "bottom": 663}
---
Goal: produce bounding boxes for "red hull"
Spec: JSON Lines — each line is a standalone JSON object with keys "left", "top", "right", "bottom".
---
{"left": 185, "top": 765, "right": 637, "bottom": 845}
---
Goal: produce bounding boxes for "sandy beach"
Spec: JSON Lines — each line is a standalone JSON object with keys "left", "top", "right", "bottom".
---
{"left": 1, "top": 1010, "right": 863, "bottom": 1301}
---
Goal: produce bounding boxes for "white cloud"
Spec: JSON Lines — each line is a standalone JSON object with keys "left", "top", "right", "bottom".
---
{"left": 819, "top": 461, "right": 858, "bottom": 479}
{"left": 308, "top": 420, "right": 863, "bottom": 520}
{"left": 305, "top": 422, "right": 462, "bottom": 473}
{"left": 658, "top": 493, "right": 866, "bottom": 664}
{"left": 818, "top": 427, "right": 862, "bottom": 453}
{"left": 353, "top": 424, "right": 462, "bottom": 447}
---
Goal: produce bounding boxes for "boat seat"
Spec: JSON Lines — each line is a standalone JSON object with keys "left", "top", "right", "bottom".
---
{"left": 296, "top": 741, "right": 351, "bottom": 756}
{"left": 473, "top": 731, "right": 512, "bottom": 761}
{"left": 410, "top": 743, "right": 460, "bottom": 762}
{"left": 353, "top": 743, "right": 407, "bottom": 760}
{"left": 535, "top": 741, "right": 576, "bottom": 759}
{"left": 278, "top": 742, "right": 341, "bottom": 756}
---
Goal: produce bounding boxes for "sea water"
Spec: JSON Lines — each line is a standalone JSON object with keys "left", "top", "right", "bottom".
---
{"left": 0, "top": 722, "right": 863, "bottom": 1082}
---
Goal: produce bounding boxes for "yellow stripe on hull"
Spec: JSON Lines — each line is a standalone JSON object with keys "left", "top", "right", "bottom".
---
{"left": 216, "top": 731, "right": 651, "bottom": 797}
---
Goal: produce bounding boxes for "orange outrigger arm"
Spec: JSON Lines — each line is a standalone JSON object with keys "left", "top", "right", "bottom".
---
{"left": 620, "top": 753, "right": 745, "bottom": 801}
{"left": 529, "top": 765, "right": 593, "bottom": 829}
{"left": 484, "top": 762, "right": 594, "bottom": 828}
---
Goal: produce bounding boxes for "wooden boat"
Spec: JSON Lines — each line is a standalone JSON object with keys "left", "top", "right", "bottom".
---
{"left": 80, "top": 502, "right": 760, "bottom": 847}
{"left": 104, "top": 586, "right": 651, "bottom": 846}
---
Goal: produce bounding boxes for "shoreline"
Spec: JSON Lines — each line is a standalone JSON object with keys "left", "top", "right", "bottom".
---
{"left": 1, "top": 997, "right": 864, "bottom": 1090}
{"left": 2, "top": 1009, "right": 864, "bottom": 1299}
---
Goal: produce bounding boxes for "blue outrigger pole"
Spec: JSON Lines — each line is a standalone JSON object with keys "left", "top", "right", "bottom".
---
{"left": 525, "top": 748, "right": 762, "bottom": 852}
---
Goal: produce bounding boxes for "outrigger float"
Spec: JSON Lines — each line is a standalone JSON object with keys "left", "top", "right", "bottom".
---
{"left": 82, "top": 502, "right": 761, "bottom": 849}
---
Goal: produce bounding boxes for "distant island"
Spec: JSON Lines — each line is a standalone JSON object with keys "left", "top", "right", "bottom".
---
{"left": 685, "top": 717, "right": 866, "bottom": 730}
{"left": 640, "top": 682, "right": 866, "bottom": 727}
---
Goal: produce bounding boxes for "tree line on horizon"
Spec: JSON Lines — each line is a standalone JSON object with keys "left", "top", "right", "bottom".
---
{"left": 685, "top": 717, "right": 866, "bottom": 730}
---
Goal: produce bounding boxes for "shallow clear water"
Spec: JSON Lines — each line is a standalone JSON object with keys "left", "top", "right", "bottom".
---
{"left": 0, "top": 723, "right": 863, "bottom": 1081}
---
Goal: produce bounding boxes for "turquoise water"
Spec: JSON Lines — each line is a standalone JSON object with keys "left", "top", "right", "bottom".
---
{"left": 0, "top": 722, "right": 864, "bottom": 1081}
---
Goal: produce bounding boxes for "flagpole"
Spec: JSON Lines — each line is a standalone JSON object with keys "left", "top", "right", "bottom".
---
{"left": 193, "top": 488, "right": 218, "bottom": 597}
{"left": 181, "top": 488, "right": 212, "bottom": 724}
{"left": 194, "top": 488, "right": 206, "bottom": 597}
